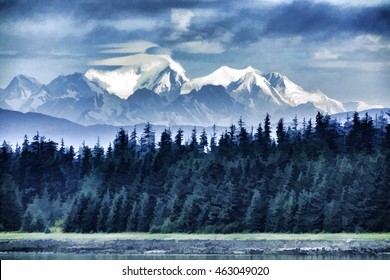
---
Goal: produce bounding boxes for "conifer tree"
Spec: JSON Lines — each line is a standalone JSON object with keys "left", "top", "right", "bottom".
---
{"left": 159, "top": 129, "right": 173, "bottom": 154}
{"left": 174, "top": 128, "right": 184, "bottom": 151}
{"left": 137, "top": 192, "right": 152, "bottom": 232}
{"left": 80, "top": 143, "right": 92, "bottom": 178}
{"left": 189, "top": 127, "right": 198, "bottom": 152}
{"left": 0, "top": 174, "right": 22, "bottom": 231}
{"left": 255, "top": 122, "right": 263, "bottom": 144}
{"left": 210, "top": 125, "right": 217, "bottom": 153}
{"left": 129, "top": 126, "right": 137, "bottom": 153}
{"left": 92, "top": 137, "right": 104, "bottom": 171}
{"left": 245, "top": 189, "right": 266, "bottom": 232}
{"left": 238, "top": 118, "right": 250, "bottom": 154}
{"left": 264, "top": 113, "right": 271, "bottom": 145}
{"left": 276, "top": 118, "right": 286, "bottom": 145}
{"left": 97, "top": 190, "right": 111, "bottom": 232}
{"left": 140, "top": 123, "right": 155, "bottom": 154}
{"left": 199, "top": 129, "right": 208, "bottom": 153}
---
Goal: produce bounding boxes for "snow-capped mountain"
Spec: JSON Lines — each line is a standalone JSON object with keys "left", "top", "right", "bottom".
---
{"left": 182, "top": 66, "right": 345, "bottom": 118}
{"left": 0, "top": 75, "right": 43, "bottom": 111}
{"left": 46, "top": 72, "right": 106, "bottom": 99}
{"left": 1, "top": 55, "right": 385, "bottom": 127}
{"left": 35, "top": 73, "right": 107, "bottom": 124}
{"left": 41, "top": 73, "right": 130, "bottom": 126}
{"left": 18, "top": 85, "right": 51, "bottom": 112}
{"left": 0, "top": 73, "right": 128, "bottom": 125}
{"left": 264, "top": 72, "right": 345, "bottom": 114}
{"left": 181, "top": 66, "right": 261, "bottom": 94}
{"left": 227, "top": 71, "right": 288, "bottom": 116}
{"left": 343, "top": 101, "right": 384, "bottom": 112}
{"left": 85, "top": 54, "right": 188, "bottom": 101}
{"left": 181, "top": 66, "right": 287, "bottom": 115}
{"left": 163, "top": 85, "right": 247, "bottom": 126}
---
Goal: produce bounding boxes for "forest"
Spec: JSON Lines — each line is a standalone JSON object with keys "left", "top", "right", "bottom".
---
{"left": 0, "top": 111, "right": 389, "bottom": 234}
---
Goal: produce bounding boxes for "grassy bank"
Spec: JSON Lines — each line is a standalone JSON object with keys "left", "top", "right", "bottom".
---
{"left": 1, "top": 232, "right": 389, "bottom": 242}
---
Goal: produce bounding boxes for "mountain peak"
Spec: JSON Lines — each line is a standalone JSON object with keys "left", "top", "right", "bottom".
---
{"left": 1, "top": 75, "right": 43, "bottom": 111}
{"left": 6, "top": 74, "right": 42, "bottom": 91}
{"left": 47, "top": 72, "right": 106, "bottom": 99}
{"left": 264, "top": 73, "right": 346, "bottom": 114}
{"left": 213, "top": 65, "right": 261, "bottom": 79}
{"left": 2, "top": 61, "right": 369, "bottom": 126}
{"left": 181, "top": 66, "right": 262, "bottom": 94}
{"left": 13, "top": 74, "right": 38, "bottom": 81}
{"left": 85, "top": 54, "right": 188, "bottom": 99}
{"left": 244, "top": 66, "right": 257, "bottom": 72}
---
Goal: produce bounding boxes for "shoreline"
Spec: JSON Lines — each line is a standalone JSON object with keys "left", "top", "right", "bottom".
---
{"left": 1, "top": 233, "right": 390, "bottom": 259}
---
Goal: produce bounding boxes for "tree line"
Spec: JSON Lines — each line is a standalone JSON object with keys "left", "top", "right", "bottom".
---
{"left": 0, "top": 111, "right": 389, "bottom": 233}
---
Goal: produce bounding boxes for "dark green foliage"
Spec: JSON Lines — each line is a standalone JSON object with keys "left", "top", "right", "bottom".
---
{"left": 276, "top": 118, "right": 286, "bottom": 145}
{"left": 159, "top": 129, "right": 173, "bottom": 155}
{"left": 0, "top": 141, "right": 12, "bottom": 174}
{"left": 263, "top": 113, "right": 271, "bottom": 145}
{"left": 0, "top": 113, "right": 389, "bottom": 233}
{"left": 210, "top": 125, "right": 217, "bottom": 153}
{"left": 189, "top": 127, "right": 198, "bottom": 152}
{"left": 199, "top": 129, "right": 208, "bottom": 153}
{"left": 21, "top": 209, "right": 45, "bottom": 232}
{"left": 245, "top": 189, "right": 267, "bottom": 232}
{"left": 140, "top": 123, "right": 155, "bottom": 154}
{"left": 92, "top": 137, "right": 105, "bottom": 172}
{"left": 174, "top": 128, "right": 184, "bottom": 151}
{"left": 137, "top": 192, "right": 153, "bottom": 232}
{"left": 80, "top": 144, "right": 93, "bottom": 178}
{"left": 97, "top": 191, "right": 111, "bottom": 232}
{"left": 0, "top": 174, "right": 22, "bottom": 231}
{"left": 238, "top": 118, "right": 250, "bottom": 155}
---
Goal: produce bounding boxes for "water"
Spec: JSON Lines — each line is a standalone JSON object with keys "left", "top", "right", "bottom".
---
{"left": 1, "top": 252, "right": 389, "bottom": 260}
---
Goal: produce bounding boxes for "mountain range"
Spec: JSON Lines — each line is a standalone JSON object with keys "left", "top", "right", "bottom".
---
{"left": 0, "top": 54, "right": 385, "bottom": 127}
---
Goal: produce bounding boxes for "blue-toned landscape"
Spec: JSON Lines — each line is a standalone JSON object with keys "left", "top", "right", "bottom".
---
{"left": 0, "top": 0, "right": 389, "bottom": 260}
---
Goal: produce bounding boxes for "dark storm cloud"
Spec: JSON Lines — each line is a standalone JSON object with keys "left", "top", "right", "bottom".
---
{"left": 262, "top": 1, "right": 390, "bottom": 38}
{"left": 145, "top": 1, "right": 390, "bottom": 51}
{"left": 0, "top": 0, "right": 217, "bottom": 19}
{"left": 2, "top": 0, "right": 388, "bottom": 48}
{"left": 83, "top": 26, "right": 141, "bottom": 45}
{"left": 76, "top": 0, "right": 211, "bottom": 18}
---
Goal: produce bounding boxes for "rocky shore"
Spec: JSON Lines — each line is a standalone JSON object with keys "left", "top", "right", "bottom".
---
{"left": 1, "top": 238, "right": 390, "bottom": 258}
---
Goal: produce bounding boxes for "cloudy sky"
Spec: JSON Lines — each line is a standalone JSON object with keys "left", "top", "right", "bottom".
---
{"left": 0, "top": 0, "right": 389, "bottom": 106}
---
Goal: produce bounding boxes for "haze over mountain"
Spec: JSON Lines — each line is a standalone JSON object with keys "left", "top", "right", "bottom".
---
{"left": 0, "top": 108, "right": 220, "bottom": 149}
{"left": 0, "top": 55, "right": 386, "bottom": 127}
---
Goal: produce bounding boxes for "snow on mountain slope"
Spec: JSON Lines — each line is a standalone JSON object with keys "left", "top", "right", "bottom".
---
{"left": 0, "top": 75, "right": 42, "bottom": 111}
{"left": 182, "top": 66, "right": 345, "bottom": 116}
{"left": 1, "top": 58, "right": 380, "bottom": 127}
{"left": 181, "top": 66, "right": 260, "bottom": 94}
{"left": 20, "top": 86, "right": 52, "bottom": 111}
{"left": 164, "top": 85, "right": 247, "bottom": 126}
{"left": 40, "top": 73, "right": 126, "bottom": 126}
{"left": 264, "top": 72, "right": 345, "bottom": 114}
{"left": 343, "top": 101, "right": 384, "bottom": 112}
{"left": 228, "top": 72, "right": 288, "bottom": 111}
{"left": 47, "top": 72, "right": 107, "bottom": 99}
{"left": 85, "top": 54, "right": 189, "bottom": 100}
